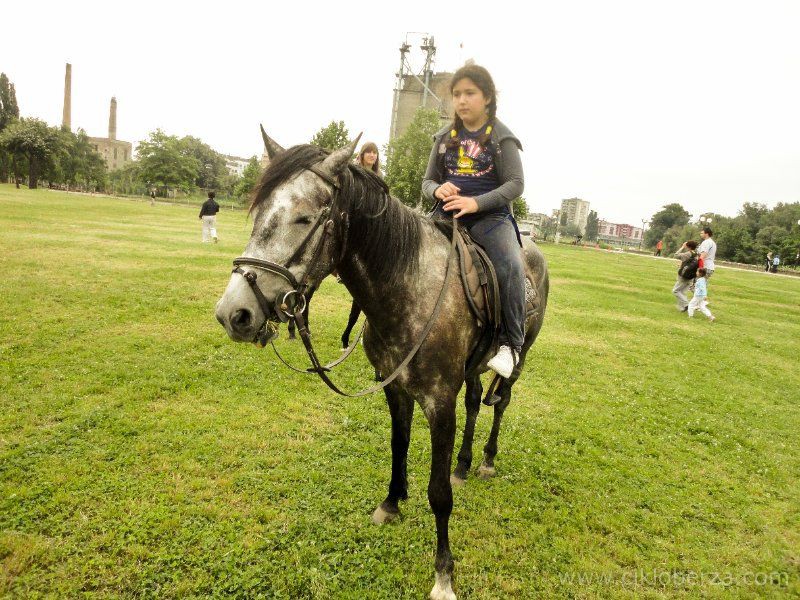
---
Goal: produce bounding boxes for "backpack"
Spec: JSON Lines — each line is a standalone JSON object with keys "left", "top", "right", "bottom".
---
{"left": 678, "top": 252, "right": 699, "bottom": 279}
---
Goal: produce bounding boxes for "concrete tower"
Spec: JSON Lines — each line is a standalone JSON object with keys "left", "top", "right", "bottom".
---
{"left": 62, "top": 63, "right": 72, "bottom": 130}
{"left": 108, "top": 97, "right": 117, "bottom": 141}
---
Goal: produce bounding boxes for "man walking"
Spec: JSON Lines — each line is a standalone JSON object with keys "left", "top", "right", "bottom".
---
{"left": 199, "top": 191, "right": 220, "bottom": 243}
{"left": 672, "top": 240, "right": 699, "bottom": 311}
{"left": 655, "top": 239, "right": 663, "bottom": 256}
{"left": 698, "top": 227, "right": 717, "bottom": 279}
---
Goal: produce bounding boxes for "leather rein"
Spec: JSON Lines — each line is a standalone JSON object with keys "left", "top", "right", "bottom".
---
{"left": 231, "top": 162, "right": 458, "bottom": 397}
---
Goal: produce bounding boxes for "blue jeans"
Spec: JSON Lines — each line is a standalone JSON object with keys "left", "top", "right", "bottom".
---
{"left": 433, "top": 209, "right": 525, "bottom": 350}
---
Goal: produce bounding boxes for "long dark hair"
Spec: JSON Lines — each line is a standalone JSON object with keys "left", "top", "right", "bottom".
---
{"left": 356, "top": 141, "right": 381, "bottom": 174}
{"left": 446, "top": 64, "right": 497, "bottom": 149}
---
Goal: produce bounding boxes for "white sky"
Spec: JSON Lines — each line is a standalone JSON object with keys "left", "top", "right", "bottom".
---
{"left": 3, "top": 0, "right": 799, "bottom": 224}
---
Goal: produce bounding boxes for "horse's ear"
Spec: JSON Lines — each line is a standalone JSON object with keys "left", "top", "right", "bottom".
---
{"left": 321, "top": 132, "right": 363, "bottom": 175}
{"left": 260, "top": 124, "right": 285, "bottom": 159}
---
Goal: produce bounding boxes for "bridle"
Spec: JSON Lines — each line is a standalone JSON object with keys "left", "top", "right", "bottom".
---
{"left": 230, "top": 160, "right": 458, "bottom": 397}
{"left": 231, "top": 163, "right": 345, "bottom": 323}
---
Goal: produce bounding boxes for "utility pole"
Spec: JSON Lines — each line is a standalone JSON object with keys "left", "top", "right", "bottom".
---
{"left": 389, "top": 33, "right": 442, "bottom": 140}
{"left": 640, "top": 219, "right": 647, "bottom": 250}
{"left": 421, "top": 36, "right": 436, "bottom": 109}
{"left": 390, "top": 42, "right": 411, "bottom": 141}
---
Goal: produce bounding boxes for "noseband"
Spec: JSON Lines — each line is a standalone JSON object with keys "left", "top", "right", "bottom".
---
{"left": 231, "top": 163, "right": 344, "bottom": 321}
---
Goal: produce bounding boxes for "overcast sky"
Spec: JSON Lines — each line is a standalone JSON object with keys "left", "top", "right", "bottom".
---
{"left": 3, "top": 0, "right": 799, "bottom": 224}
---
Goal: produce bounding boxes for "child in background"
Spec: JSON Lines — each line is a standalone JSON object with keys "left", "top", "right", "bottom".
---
{"left": 687, "top": 268, "right": 715, "bottom": 321}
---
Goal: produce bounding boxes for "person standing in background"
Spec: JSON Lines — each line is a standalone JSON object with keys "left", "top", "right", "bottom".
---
{"left": 199, "top": 191, "right": 220, "bottom": 243}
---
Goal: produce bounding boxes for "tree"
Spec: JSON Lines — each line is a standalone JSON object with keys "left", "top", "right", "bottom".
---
{"left": 661, "top": 223, "right": 697, "bottom": 255}
{"left": 0, "top": 73, "right": 19, "bottom": 130}
{"left": 738, "top": 202, "right": 769, "bottom": 235}
{"left": 715, "top": 222, "right": 754, "bottom": 264}
{"left": 136, "top": 129, "right": 200, "bottom": 194}
{"left": 755, "top": 225, "right": 789, "bottom": 255}
{"left": 645, "top": 203, "right": 691, "bottom": 248}
{"left": 234, "top": 156, "right": 263, "bottom": 202}
{"left": 384, "top": 108, "right": 441, "bottom": 210}
{"left": 0, "top": 118, "right": 58, "bottom": 188}
{"left": 539, "top": 217, "right": 557, "bottom": 241}
{"left": 179, "top": 135, "right": 228, "bottom": 190}
{"left": 109, "top": 161, "right": 145, "bottom": 195}
{"left": 310, "top": 121, "right": 350, "bottom": 151}
{"left": 55, "top": 128, "right": 106, "bottom": 190}
{"left": 512, "top": 197, "right": 529, "bottom": 219}
{"left": 562, "top": 223, "right": 582, "bottom": 239}
{"left": 585, "top": 210, "right": 599, "bottom": 241}
{"left": 0, "top": 73, "right": 20, "bottom": 182}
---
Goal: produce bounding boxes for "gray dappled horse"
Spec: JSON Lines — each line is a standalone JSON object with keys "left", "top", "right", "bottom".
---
{"left": 215, "top": 133, "right": 548, "bottom": 600}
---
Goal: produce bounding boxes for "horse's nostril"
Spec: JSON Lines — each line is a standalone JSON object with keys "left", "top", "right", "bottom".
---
{"left": 231, "top": 308, "right": 253, "bottom": 331}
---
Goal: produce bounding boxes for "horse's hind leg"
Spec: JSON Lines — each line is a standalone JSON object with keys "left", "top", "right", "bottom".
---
{"left": 479, "top": 328, "right": 540, "bottom": 478}
{"left": 372, "top": 385, "right": 414, "bottom": 525}
{"left": 478, "top": 378, "right": 513, "bottom": 479}
{"left": 451, "top": 375, "right": 482, "bottom": 485}
{"left": 340, "top": 300, "right": 361, "bottom": 349}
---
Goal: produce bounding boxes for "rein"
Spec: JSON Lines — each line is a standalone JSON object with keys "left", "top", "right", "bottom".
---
{"left": 231, "top": 162, "right": 458, "bottom": 397}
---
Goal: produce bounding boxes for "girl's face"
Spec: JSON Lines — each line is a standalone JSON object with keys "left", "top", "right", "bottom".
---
{"left": 362, "top": 150, "right": 378, "bottom": 167}
{"left": 452, "top": 77, "right": 490, "bottom": 126}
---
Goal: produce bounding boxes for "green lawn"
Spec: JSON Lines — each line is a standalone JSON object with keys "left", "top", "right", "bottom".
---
{"left": 1, "top": 185, "right": 798, "bottom": 599}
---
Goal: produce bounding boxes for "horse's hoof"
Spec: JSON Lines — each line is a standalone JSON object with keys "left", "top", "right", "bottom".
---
{"left": 287, "top": 335, "right": 296, "bottom": 341}
{"left": 450, "top": 474, "right": 466, "bottom": 487}
{"left": 371, "top": 505, "right": 399, "bottom": 525}
{"left": 477, "top": 465, "right": 496, "bottom": 479}
{"left": 430, "top": 573, "right": 456, "bottom": 600}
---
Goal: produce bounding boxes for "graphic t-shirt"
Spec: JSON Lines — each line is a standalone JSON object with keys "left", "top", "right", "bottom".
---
{"left": 444, "top": 124, "right": 500, "bottom": 200}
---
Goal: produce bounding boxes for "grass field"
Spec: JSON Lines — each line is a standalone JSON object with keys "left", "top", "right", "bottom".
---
{"left": 1, "top": 184, "right": 798, "bottom": 599}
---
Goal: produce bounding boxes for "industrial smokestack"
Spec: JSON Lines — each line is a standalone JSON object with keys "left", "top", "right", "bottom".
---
{"left": 62, "top": 63, "right": 72, "bottom": 130}
{"left": 108, "top": 97, "right": 117, "bottom": 141}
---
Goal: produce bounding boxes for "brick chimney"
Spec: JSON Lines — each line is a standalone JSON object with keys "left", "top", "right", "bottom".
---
{"left": 62, "top": 63, "right": 72, "bottom": 130}
{"left": 108, "top": 97, "right": 117, "bottom": 141}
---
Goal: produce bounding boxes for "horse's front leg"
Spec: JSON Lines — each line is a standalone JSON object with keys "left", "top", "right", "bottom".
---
{"left": 372, "top": 385, "right": 413, "bottom": 524}
{"left": 426, "top": 398, "right": 457, "bottom": 600}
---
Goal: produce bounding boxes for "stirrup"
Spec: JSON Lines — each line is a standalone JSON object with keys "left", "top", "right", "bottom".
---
{"left": 482, "top": 374, "right": 503, "bottom": 406}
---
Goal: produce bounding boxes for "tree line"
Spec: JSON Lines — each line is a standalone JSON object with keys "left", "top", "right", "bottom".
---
{"left": 2, "top": 69, "right": 530, "bottom": 217}
{"left": 0, "top": 72, "right": 261, "bottom": 201}
{"left": 645, "top": 202, "right": 800, "bottom": 265}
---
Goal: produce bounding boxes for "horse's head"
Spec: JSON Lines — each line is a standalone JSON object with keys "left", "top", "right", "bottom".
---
{"left": 215, "top": 126, "right": 360, "bottom": 344}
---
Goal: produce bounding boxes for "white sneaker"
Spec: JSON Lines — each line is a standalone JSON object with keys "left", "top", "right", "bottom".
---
{"left": 487, "top": 345, "right": 518, "bottom": 379}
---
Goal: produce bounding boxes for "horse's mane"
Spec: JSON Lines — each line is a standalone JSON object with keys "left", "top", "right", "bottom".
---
{"left": 250, "top": 144, "right": 423, "bottom": 285}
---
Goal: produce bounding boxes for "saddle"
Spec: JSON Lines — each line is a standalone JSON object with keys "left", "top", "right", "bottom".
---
{"left": 455, "top": 228, "right": 540, "bottom": 380}
{"left": 456, "top": 229, "right": 500, "bottom": 329}
{"left": 455, "top": 228, "right": 501, "bottom": 376}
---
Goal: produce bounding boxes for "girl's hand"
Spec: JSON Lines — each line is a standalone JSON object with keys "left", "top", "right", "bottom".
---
{"left": 442, "top": 195, "right": 479, "bottom": 218}
{"left": 435, "top": 182, "right": 460, "bottom": 200}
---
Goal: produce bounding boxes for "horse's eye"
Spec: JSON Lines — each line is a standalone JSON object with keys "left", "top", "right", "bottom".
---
{"left": 294, "top": 216, "right": 312, "bottom": 225}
